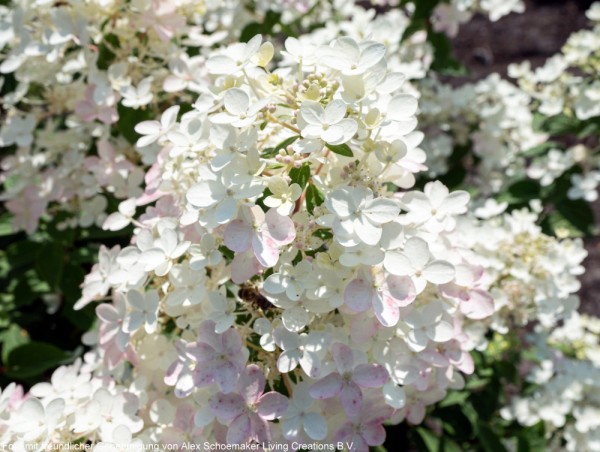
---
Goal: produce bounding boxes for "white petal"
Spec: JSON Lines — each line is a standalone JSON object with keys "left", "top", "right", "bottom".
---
{"left": 423, "top": 260, "right": 455, "bottom": 284}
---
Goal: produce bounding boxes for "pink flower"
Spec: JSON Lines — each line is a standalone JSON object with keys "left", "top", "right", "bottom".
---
{"left": 75, "top": 85, "right": 118, "bottom": 124}
{"left": 161, "top": 404, "right": 204, "bottom": 446}
{"left": 225, "top": 206, "right": 295, "bottom": 284}
{"left": 344, "top": 268, "right": 415, "bottom": 327}
{"left": 309, "top": 343, "right": 389, "bottom": 417}
{"left": 209, "top": 365, "right": 288, "bottom": 444}
{"left": 166, "top": 321, "right": 249, "bottom": 395}
{"left": 5, "top": 185, "right": 47, "bottom": 234}
{"left": 141, "top": 0, "right": 185, "bottom": 42}
{"left": 440, "top": 264, "right": 494, "bottom": 320}
{"left": 333, "top": 397, "right": 393, "bottom": 452}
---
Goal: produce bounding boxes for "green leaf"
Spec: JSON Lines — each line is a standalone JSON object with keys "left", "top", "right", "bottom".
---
{"left": 416, "top": 427, "right": 441, "bottom": 452}
{"left": 289, "top": 163, "right": 311, "bottom": 190}
{"left": 476, "top": 421, "right": 507, "bottom": 452}
{"left": 6, "top": 341, "right": 73, "bottom": 378}
{"left": 428, "top": 31, "right": 468, "bottom": 75}
{"left": 312, "top": 229, "right": 333, "bottom": 241}
{"left": 1, "top": 324, "right": 30, "bottom": 364}
{"left": 497, "top": 180, "right": 540, "bottom": 205}
{"left": 261, "top": 135, "right": 300, "bottom": 158}
{"left": 522, "top": 141, "right": 561, "bottom": 158}
{"left": 117, "top": 104, "right": 155, "bottom": 144}
{"left": 325, "top": 143, "right": 354, "bottom": 157}
{"left": 239, "top": 11, "right": 281, "bottom": 42}
{"left": 61, "top": 263, "right": 96, "bottom": 331}
{"left": 97, "top": 33, "right": 120, "bottom": 70}
{"left": 438, "top": 391, "right": 469, "bottom": 408}
{"left": 535, "top": 113, "right": 581, "bottom": 136}
{"left": 305, "top": 183, "right": 325, "bottom": 215}
{"left": 0, "top": 214, "right": 14, "bottom": 237}
{"left": 35, "top": 242, "right": 65, "bottom": 290}
{"left": 543, "top": 199, "right": 596, "bottom": 237}
{"left": 517, "top": 422, "right": 546, "bottom": 452}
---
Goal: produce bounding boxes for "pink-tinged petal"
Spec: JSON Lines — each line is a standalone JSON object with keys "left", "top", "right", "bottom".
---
{"left": 238, "top": 365, "right": 265, "bottom": 404}
{"left": 333, "top": 422, "right": 354, "bottom": 443}
{"left": 332, "top": 343, "right": 355, "bottom": 373}
{"left": 226, "top": 415, "right": 252, "bottom": 444}
{"left": 222, "top": 328, "right": 244, "bottom": 355}
{"left": 187, "top": 342, "right": 215, "bottom": 362}
{"left": 215, "top": 360, "right": 240, "bottom": 393}
{"left": 257, "top": 392, "right": 288, "bottom": 420}
{"left": 209, "top": 393, "right": 245, "bottom": 420}
{"left": 164, "top": 360, "right": 183, "bottom": 386}
{"left": 299, "top": 351, "right": 322, "bottom": 378}
{"left": 423, "top": 260, "right": 455, "bottom": 284}
{"left": 362, "top": 423, "right": 386, "bottom": 446}
{"left": 456, "top": 351, "right": 475, "bottom": 375}
{"left": 231, "top": 251, "right": 262, "bottom": 284}
{"left": 352, "top": 364, "right": 389, "bottom": 388}
{"left": 224, "top": 220, "right": 253, "bottom": 252}
{"left": 344, "top": 278, "right": 372, "bottom": 312}
{"left": 249, "top": 413, "right": 270, "bottom": 443}
{"left": 265, "top": 209, "right": 296, "bottom": 244}
{"left": 340, "top": 381, "right": 363, "bottom": 417}
{"left": 193, "top": 362, "right": 217, "bottom": 387}
{"left": 407, "top": 403, "right": 426, "bottom": 424}
{"left": 372, "top": 292, "right": 400, "bottom": 328}
{"left": 253, "top": 234, "right": 279, "bottom": 268}
{"left": 387, "top": 275, "right": 416, "bottom": 307}
{"left": 460, "top": 289, "right": 494, "bottom": 320}
{"left": 309, "top": 373, "right": 343, "bottom": 400}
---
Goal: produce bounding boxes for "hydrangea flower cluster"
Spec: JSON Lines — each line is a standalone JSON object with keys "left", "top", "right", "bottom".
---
{"left": 501, "top": 313, "right": 600, "bottom": 452}
{"left": 0, "top": 35, "right": 495, "bottom": 449}
{"left": 445, "top": 206, "right": 587, "bottom": 346}
{"left": 432, "top": 0, "right": 525, "bottom": 37}
{"left": 418, "top": 74, "right": 547, "bottom": 193}
{"left": 0, "top": 0, "right": 433, "bottom": 234}
{"left": 507, "top": 3, "right": 600, "bottom": 203}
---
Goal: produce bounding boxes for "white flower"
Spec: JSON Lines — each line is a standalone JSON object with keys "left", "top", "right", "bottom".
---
{"left": 134, "top": 105, "right": 180, "bottom": 148}
{"left": 124, "top": 289, "right": 160, "bottom": 334}
{"left": 383, "top": 237, "right": 455, "bottom": 293}
{"left": 322, "top": 186, "right": 400, "bottom": 246}
{"left": 211, "top": 88, "right": 269, "bottom": 128}
{"left": 281, "top": 382, "right": 327, "bottom": 441}
{"left": 138, "top": 227, "right": 191, "bottom": 277}
{"left": 273, "top": 327, "right": 330, "bottom": 378}
{"left": 9, "top": 397, "right": 65, "bottom": 443}
{"left": 93, "top": 425, "right": 144, "bottom": 452}
{"left": 318, "top": 37, "right": 386, "bottom": 76}
{"left": 400, "top": 181, "right": 469, "bottom": 232}
{"left": 264, "top": 177, "right": 303, "bottom": 215}
{"left": 0, "top": 114, "right": 36, "bottom": 147}
{"left": 103, "top": 198, "right": 136, "bottom": 231}
{"left": 120, "top": 77, "right": 153, "bottom": 109}
{"left": 205, "top": 34, "right": 262, "bottom": 75}
{"left": 299, "top": 99, "right": 357, "bottom": 145}
{"left": 264, "top": 261, "right": 313, "bottom": 301}
{"left": 568, "top": 172, "right": 600, "bottom": 202}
